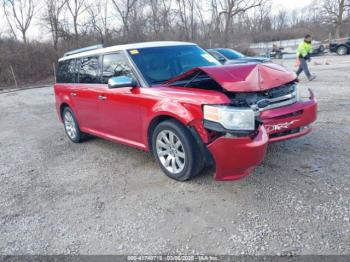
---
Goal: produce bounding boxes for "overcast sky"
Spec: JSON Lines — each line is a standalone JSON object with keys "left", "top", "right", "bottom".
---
{"left": 0, "top": 0, "right": 314, "bottom": 41}
{"left": 272, "top": 0, "right": 312, "bottom": 11}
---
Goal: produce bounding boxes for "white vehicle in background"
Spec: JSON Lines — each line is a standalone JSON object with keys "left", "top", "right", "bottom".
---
{"left": 250, "top": 38, "right": 325, "bottom": 59}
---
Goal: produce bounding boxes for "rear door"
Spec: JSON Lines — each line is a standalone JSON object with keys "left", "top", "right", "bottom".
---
{"left": 72, "top": 56, "right": 102, "bottom": 132}
{"left": 97, "top": 52, "right": 143, "bottom": 147}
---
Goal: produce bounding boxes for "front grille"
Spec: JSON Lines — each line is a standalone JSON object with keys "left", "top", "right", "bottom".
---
{"left": 228, "top": 83, "right": 298, "bottom": 112}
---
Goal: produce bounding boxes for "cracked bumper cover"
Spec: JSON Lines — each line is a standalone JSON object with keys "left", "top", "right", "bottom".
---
{"left": 207, "top": 126, "right": 268, "bottom": 181}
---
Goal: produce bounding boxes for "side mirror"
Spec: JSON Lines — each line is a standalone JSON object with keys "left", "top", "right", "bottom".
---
{"left": 108, "top": 76, "right": 137, "bottom": 89}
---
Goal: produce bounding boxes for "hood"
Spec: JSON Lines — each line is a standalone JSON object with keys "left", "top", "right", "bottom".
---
{"left": 166, "top": 63, "right": 296, "bottom": 92}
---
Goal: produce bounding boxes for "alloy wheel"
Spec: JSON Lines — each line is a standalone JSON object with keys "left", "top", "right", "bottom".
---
{"left": 64, "top": 111, "right": 77, "bottom": 139}
{"left": 156, "top": 130, "right": 186, "bottom": 174}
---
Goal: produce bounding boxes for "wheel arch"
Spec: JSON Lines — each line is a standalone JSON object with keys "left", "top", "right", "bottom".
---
{"left": 147, "top": 114, "right": 184, "bottom": 152}
{"left": 59, "top": 102, "right": 71, "bottom": 120}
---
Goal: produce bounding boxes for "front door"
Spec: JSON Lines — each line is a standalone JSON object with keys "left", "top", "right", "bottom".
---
{"left": 97, "top": 52, "right": 143, "bottom": 148}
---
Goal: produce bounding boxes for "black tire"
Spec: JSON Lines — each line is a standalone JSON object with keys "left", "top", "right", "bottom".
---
{"left": 151, "top": 119, "right": 204, "bottom": 181}
{"left": 337, "top": 46, "right": 347, "bottom": 56}
{"left": 62, "top": 107, "right": 86, "bottom": 143}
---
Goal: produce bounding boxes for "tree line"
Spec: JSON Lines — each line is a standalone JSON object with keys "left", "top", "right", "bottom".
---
{"left": 0, "top": 0, "right": 349, "bottom": 87}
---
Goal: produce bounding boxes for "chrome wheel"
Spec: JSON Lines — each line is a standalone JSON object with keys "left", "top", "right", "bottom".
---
{"left": 156, "top": 130, "right": 186, "bottom": 174}
{"left": 64, "top": 110, "right": 77, "bottom": 139}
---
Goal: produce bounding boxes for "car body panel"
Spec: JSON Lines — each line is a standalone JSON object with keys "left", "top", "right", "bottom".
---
{"left": 55, "top": 82, "right": 231, "bottom": 150}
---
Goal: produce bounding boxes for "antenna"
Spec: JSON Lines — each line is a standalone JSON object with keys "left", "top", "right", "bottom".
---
{"left": 64, "top": 44, "right": 104, "bottom": 57}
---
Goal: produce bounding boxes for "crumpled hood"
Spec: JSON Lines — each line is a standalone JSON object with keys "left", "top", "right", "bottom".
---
{"left": 166, "top": 63, "right": 297, "bottom": 92}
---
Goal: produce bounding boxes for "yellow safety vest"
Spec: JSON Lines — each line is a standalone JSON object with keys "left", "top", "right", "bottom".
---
{"left": 297, "top": 41, "right": 313, "bottom": 58}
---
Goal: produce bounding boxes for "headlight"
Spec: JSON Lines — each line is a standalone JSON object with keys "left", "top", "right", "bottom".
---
{"left": 203, "top": 105, "right": 255, "bottom": 131}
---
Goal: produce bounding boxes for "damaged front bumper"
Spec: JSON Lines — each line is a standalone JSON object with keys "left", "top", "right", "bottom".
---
{"left": 205, "top": 89, "right": 317, "bottom": 181}
{"left": 261, "top": 88, "right": 317, "bottom": 142}
{"left": 207, "top": 125, "right": 268, "bottom": 181}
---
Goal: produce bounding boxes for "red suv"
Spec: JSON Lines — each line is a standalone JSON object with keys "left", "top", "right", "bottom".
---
{"left": 54, "top": 42, "right": 317, "bottom": 181}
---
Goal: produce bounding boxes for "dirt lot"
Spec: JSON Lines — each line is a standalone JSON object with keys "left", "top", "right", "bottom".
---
{"left": 0, "top": 54, "right": 350, "bottom": 255}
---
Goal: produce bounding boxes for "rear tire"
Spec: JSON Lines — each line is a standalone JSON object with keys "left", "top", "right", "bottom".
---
{"left": 152, "top": 119, "right": 203, "bottom": 181}
{"left": 337, "top": 46, "right": 347, "bottom": 56}
{"left": 62, "top": 107, "right": 86, "bottom": 143}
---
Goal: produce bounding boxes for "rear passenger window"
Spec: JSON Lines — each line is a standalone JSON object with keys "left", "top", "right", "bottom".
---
{"left": 78, "top": 56, "right": 100, "bottom": 84}
{"left": 102, "top": 53, "right": 135, "bottom": 84}
{"left": 57, "top": 59, "right": 76, "bottom": 83}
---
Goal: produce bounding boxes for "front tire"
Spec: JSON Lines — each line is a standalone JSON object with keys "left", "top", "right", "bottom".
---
{"left": 152, "top": 119, "right": 203, "bottom": 181}
{"left": 337, "top": 46, "right": 347, "bottom": 56}
{"left": 62, "top": 107, "right": 85, "bottom": 143}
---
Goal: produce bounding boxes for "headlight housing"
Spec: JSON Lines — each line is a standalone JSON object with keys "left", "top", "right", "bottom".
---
{"left": 203, "top": 105, "right": 255, "bottom": 131}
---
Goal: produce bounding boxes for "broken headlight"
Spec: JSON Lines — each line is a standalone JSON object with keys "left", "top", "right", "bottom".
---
{"left": 203, "top": 105, "right": 255, "bottom": 131}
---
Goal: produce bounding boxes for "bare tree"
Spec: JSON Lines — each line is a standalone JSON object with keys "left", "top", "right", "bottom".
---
{"left": 218, "top": 0, "right": 263, "bottom": 44}
{"left": 147, "top": 0, "right": 173, "bottom": 39}
{"left": 65, "top": 0, "right": 88, "bottom": 45}
{"left": 111, "top": 0, "right": 138, "bottom": 38}
{"left": 87, "top": 0, "right": 110, "bottom": 44}
{"left": 321, "top": 0, "right": 350, "bottom": 38}
{"left": 43, "top": 0, "right": 65, "bottom": 51}
{"left": 2, "top": 0, "right": 37, "bottom": 44}
{"left": 176, "top": 0, "right": 196, "bottom": 41}
{"left": 274, "top": 9, "right": 288, "bottom": 31}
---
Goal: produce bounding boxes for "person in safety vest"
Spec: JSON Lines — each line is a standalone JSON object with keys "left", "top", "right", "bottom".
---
{"left": 296, "top": 34, "right": 316, "bottom": 81}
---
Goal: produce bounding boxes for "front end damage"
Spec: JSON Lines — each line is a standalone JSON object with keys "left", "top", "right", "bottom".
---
{"left": 167, "top": 63, "right": 318, "bottom": 180}
{"left": 207, "top": 125, "right": 268, "bottom": 180}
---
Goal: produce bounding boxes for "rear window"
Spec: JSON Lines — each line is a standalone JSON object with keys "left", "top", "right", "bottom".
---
{"left": 57, "top": 59, "right": 76, "bottom": 83}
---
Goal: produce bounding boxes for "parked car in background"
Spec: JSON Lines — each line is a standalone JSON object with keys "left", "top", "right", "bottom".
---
{"left": 311, "top": 42, "right": 325, "bottom": 56}
{"left": 329, "top": 37, "right": 350, "bottom": 56}
{"left": 207, "top": 48, "right": 271, "bottom": 64}
{"left": 54, "top": 41, "right": 317, "bottom": 182}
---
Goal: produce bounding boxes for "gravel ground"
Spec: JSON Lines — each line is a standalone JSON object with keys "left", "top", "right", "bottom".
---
{"left": 0, "top": 54, "right": 350, "bottom": 255}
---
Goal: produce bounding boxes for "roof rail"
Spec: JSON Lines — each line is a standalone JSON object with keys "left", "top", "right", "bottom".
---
{"left": 64, "top": 44, "right": 104, "bottom": 57}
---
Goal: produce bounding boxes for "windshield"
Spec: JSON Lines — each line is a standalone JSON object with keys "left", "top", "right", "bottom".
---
{"left": 127, "top": 45, "right": 220, "bottom": 86}
{"left": 217, "top": 49, "right": 245, "bottom": 59}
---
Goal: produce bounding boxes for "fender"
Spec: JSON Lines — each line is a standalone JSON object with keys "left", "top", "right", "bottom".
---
{"left": 54, "top": 84, "right": 76, "bottom": 122}
{"left": 143, "top": 100, "right": 205, "bottom": 151}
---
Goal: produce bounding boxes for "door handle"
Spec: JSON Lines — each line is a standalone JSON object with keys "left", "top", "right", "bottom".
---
{"left": 70, "top": 92, "right": 77, "bottom": 97}
{"left": 98, "top": 95, "right": 107, "bottom": 100}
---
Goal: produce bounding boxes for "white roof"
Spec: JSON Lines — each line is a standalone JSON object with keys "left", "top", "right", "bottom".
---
{"left": 58, "top": 41, "right": 195, "bottom": 61}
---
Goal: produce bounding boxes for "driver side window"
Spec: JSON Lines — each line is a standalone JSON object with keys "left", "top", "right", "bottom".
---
{"left": 102, "top": 53, "right": 135, "bottom": 84}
